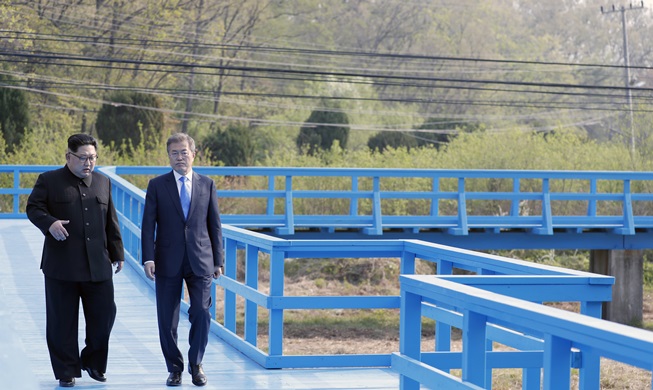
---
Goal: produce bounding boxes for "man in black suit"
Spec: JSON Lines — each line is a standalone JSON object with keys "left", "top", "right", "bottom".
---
{"left": 26, "top": 133, "right": 124, "bottom": 388}
{"left": 141, "top": 132, "right": 224, "bottom": 387}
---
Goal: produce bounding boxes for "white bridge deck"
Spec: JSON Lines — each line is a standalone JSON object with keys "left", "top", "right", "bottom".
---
{"left": 0, "top": 220, "right": 398, "bottom": 389}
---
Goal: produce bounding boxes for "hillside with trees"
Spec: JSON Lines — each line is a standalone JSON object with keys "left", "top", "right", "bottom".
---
{"left": 0, "top": 0, "right": 653, "bottom": 168}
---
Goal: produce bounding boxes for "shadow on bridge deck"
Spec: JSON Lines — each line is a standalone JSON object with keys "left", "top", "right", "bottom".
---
{"left": 0, "top": 220, "right": 397, "bottom": 390}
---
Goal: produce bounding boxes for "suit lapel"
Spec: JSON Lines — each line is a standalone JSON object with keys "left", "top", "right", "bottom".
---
{"left": 164, "top": 171, "right": 185, "bottom": 220}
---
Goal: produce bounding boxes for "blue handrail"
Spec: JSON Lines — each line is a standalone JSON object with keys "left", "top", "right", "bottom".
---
{"left": 5, "top": 166, "right": 653, "bottom": 247}
{"left": 395, "top": 274, "right": 653, "bottom": 389}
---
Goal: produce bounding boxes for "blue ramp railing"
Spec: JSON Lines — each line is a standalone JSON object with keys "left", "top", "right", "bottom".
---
{"left": 395, "top": 275, "right": 653, "bottom": 390}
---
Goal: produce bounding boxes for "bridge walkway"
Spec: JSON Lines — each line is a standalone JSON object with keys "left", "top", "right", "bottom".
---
{"left": 0, "top": 219, "right": 397, "bottom": 390}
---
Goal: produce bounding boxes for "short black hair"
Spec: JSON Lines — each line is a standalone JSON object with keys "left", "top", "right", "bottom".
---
{"left": 67, "top": 133, "right": 98, "bottom": 152}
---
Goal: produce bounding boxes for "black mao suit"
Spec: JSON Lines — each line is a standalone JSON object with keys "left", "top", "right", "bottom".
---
{"left": 141, "top": 171, "right": 223, "bottom": 373}
{"left": 26, "top": 166, "right": 124, "bottom": 380}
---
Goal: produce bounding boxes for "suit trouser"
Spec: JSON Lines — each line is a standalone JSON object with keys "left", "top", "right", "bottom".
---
{"left": 44, "top": 276, "right": 116, "bottom": 380}
{"left": 155, "top": 256, "right": 213, "bottom": 373}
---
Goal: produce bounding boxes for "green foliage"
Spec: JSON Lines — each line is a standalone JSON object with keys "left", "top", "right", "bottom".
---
{"left": 267, "top": 127, "right": 635, "bottom": 172}
{"left": 642, "top": 251, "right": 653, "bottom": 288}
{"left": 261, "top": 129, "right": 640, "bottom": 218}
{"left": 2, "top": 126, "right": 74, "bottom": 166}
{"left": 203, "top": 123, "right": 256, "bottom": 166}
{"left": 297, "top": 109, "right": 350, "bottom": 156}
{"left": 95, "top": 91, "right": 164, "bottom": 153}
{"left": 0, "top": 74, "right": 30, "bottom": 152}
{"left": 414, "top": 118, "right": 485, "bottom": 150}
{"left": 367, "top": 131, "right": 417, "bottom": 152}
{"left": 437, "top": 129, "right": 631, "bottom": 171}
{"left": 644, "top": 259, "right": 653, "bottom": 288}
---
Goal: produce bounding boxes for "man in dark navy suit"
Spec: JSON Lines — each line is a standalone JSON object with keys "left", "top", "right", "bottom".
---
{"left": 26, "top": 133, "right": 124, "bottom": 388}
{"left": 141, "top": 132, "right": 224, "bottom": 387}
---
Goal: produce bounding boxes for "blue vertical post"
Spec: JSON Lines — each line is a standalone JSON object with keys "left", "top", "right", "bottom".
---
{"left": 535, "top": 178, "right": 553, "bottom": 235}
{"left": 430, "top": 175, "right": 440, "bottom": 217}
{"left": 370, "top": 176, "right": 383, "bottom": 235}
{"left": 267, "top": 175, "right": 275, "bottom": 216}
{"left": 436, "top": 260, "right": 453, "bottom": 352}
{"left": 350, "top": 176, "right": 359, "bottom": 216}
{"left": 223, "top": 238, "right": 238, "bottom": 332}
{"left": 450, "top": 177, "right": 468, "bottom": 235}
{"left": 13, "top": 169, "right": 20, "bottom": 216}
{"left": 268, "top": 250, "right": 285, "bottom": 359}
{"left": 399, "top": 287, "right": 421, "bottom": 390}
{"left": 623, "top": 179, "right": 635, "bottom": 234}
{"left": 579, "top": 301, "right": 601, "bottom": 389}
{"left": 543, "top": 335, "right": 571, "bottom": 390}
{"left": 522, "top": 368, "right": 541, "bottom": 390}
{"left": 244, "top": 244, "right": 259, "bottom": 346}
{"left": 588, "top": 178, "right": 597, "bottom": 217}
{"left": 400, "top": 250, "right": 416, "bottom": 275}
{"left": 283, "top": 176, "right": 295, "bottom": 235}
{"left": 511, "top": 178, "right": 520, "bottom": 217}
{"left": 462, "top": 310, "right": 487, "bottom": 387}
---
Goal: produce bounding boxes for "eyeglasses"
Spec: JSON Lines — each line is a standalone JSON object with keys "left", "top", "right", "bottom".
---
{"left": 169, "top": 151, "right": 191, "bottom": 159}
{"left": 68, "top": 151, "right": 98, "bottom": 163}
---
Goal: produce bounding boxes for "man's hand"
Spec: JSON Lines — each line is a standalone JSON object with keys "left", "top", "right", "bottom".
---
{"left": 48, "top": 220, "right": 70, "bottom": 241}
{"left": 144, "top": 262, "right": 155, "bottom": 281}
{"left": 213, "top": 266, "right": 224, "bottom": 279}
{"left": 114, "top": 261, "right": 124, "bottom": 274}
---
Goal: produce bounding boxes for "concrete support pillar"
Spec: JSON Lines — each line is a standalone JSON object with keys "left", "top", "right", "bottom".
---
{"left": 589, "top": 249, "right": 643, "bottom": 325}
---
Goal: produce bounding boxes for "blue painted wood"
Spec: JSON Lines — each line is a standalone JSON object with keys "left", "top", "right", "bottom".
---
{"left": 0, "top": 219, "right": 398, "bottom": 389}
{"left": 396, "top": 275, "right": 653, "bottom": 390}
{"left": 543, "top": 335, "right": 572, "bottom": 389}
{"left": 5, "top": 165, "right": 653, "bottom": 249}
{"left": 398, "top": 290, "right": 421, "bottom": 390}
{"left": 462, "top": 311, "right": 486, "bottom": 387}
{"left": 98, "top": 166, "right": 617, "bottom": 371}
{"left": 244, "top": 244, "right": 259, "bottom": 346}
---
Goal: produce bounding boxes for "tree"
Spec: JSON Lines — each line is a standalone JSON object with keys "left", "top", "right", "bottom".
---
{"left": 414, "top": 118, "right": 485, "bottom": 150}
{"left": 0, "top": 74, "right": 30, "bottom": 152}
{"left": 367, "top": 131, "right": 417, "bottom": 153}
{"left": 95, "top": 91, "right": 164, "bottom": 151}
{"left": 203, "top": 123, "right": 255, "bottom": 166}
{"left": 297, "top": 109, "right": 350, "bottom": 155}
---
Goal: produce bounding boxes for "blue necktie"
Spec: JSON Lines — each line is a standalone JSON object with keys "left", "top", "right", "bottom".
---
{"left": 179, "top": 176, "right": 190, "bottom": 219}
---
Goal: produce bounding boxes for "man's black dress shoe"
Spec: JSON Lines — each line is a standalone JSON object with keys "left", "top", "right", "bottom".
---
{"left": 58, "top": 377, "right": 75, "bottom": 387}
{"left": 188, "top": 363, "right": 207, "bottom": 386}
{"left": 166, "top": 371, "right": 182, "bottom": 386}
{"left": 83, "top": 366, "right": 107, "bottom": 382}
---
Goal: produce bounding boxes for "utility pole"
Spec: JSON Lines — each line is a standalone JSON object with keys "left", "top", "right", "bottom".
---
{"left": 601, "top": 2, "right": 644, "bottom": 156}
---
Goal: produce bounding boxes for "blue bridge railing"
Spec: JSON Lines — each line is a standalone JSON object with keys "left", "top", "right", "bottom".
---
{"left": 395, "top": 274, "right": 653, "bottom": 389}
{"left": 5, "top": 165, "right": 653, "bottom": 249}
{"left": 4, "top": 165, "right": 653, "bottom": 389}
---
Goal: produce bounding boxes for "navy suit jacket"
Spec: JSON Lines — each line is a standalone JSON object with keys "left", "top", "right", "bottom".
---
{"left": 141, "top": 171, "right": 223, "bottom": 277}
